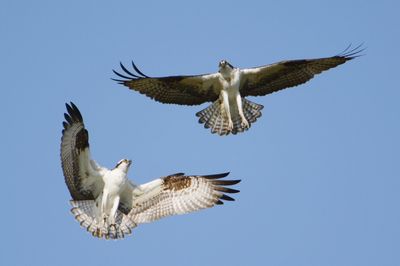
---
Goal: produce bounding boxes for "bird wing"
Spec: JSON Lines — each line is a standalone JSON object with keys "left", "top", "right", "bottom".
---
{"left": 120, "top": 172, "right": 240, "bottom": 223}
{"left": 240, "top": 45, "right": 364, "bottom": 97}
{"left": 60, "top": 102, "right": 107, "bottom": 200}
{"left": 112, "top": 62, "right": 221, "bottom": 105}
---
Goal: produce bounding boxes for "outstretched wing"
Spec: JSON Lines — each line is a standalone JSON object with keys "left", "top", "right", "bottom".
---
{"left": 125, "top": 172, "right": 240, "bottom": 223}
{"left": 112, "top": 62, "right": 221, "bottom": 105}
{"left": 240, "top": 45, "right": 364, "bottom": 97}
{"left": 60, "top": 102, "right": 107, "bottom": 200}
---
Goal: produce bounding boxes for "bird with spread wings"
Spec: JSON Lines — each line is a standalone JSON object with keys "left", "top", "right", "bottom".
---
{"left": 60, "top": 102, "right": 240, "bottom": 239}
{"left": 113, "top": 45, "right": 363, "bottom": 135}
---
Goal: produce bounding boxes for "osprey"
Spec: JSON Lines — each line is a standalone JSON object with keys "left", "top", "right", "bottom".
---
{"left": 113, "top": 45, "right": 363, "bottom": 135}
{"left": 60, "top": 102, "right": 240, "bottom": 239}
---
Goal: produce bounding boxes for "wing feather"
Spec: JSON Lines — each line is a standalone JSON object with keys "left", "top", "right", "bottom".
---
{"left": 127, "top": 172, "right": 240, "bottom": 224}
{"left": 112, "top": 62, "right": 221, "bottom": 105}
{"left": 240, "top": 45, "right": 364, "bottom": 96}
{"left": 60, "top": 102, "right": 106, "bottom": 200}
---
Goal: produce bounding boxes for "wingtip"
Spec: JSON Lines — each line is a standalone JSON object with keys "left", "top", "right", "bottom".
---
{"left": 215, "top": 200, "right": 224, "bottom": 205}
{"left": 65, "top": 103, "right": 74, "bottom": 117}
{"left": 131, "top": 61, "right": 150, "bottom": 78}
{"left": 337, "top": 43, "right": 366, "bottom": 59}
{"left": 220, "top": 194, "right": 235, "bottom": 201}
{"left": 214, "top": 179, "right": 241, "bottom": 185}
{"left": 110, "top": 77, "right": 126, "bottom": 84}
{"left": 64, "top": 112, "right": 72, "bottom": 124}
{"left": 70, "top": 101, "right": 79, "bottom": 111}
{"left": 214, "top": 185, "right": 240, "bottom": 194}
{"left": 204, "top": 172, "right": 230, "bottom": 179}
{"left": 112, "top": 61, "right": 150, "bottom": 81}
{"left": 63, "top": 101, "right": 83, "bottom": 124}
{"left": 62, "top": 121, "right": 68, "bottom": 130}
{"left": 166, "top": 172, "right": 186, "bottom": 177}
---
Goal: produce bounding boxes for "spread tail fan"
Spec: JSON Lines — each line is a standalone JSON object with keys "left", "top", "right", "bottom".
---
{"left": 196, "top": 98, "right": 263, "bottom": 136}
{"left": 241, "top": 98, "right": 264, "bottom": 124}
{"left": 70, "top": 200, "right": 137, "bottom": 240}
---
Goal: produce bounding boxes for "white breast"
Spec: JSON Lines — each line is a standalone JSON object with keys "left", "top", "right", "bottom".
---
{"left": 220, "top": 69, "right": 241, "bottom": 92}
{"left": 103, "top": 169, "right": 127, "bottom": 196}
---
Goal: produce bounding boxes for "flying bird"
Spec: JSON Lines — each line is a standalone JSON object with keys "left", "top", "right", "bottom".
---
{"left": 60, "top": 102, "right": 240, "bottom": 239}
{"left": 113, "top": 45, "right": 363, "bottom": 135}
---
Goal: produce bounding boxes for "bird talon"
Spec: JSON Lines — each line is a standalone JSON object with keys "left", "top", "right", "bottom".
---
{"left": 241, "top": 119, "right": 249, "bottom": 129}
{"left": 109, "top": 223, "right": 117, "bottom": 229}
{"left": 228, "top": 120, "right": 234, "bottom": 131}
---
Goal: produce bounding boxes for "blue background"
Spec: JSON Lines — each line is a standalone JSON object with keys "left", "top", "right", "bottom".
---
{"left": 2, "top": 0, "right": 399, "bottom": 265}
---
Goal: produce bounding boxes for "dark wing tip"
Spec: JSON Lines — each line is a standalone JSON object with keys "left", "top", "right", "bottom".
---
{"left": 212, "top": 176, "right": 240, "bottom": 204}
{"left": 65, "top": 102, "right": 73, "bottom": 114}
{"left": 64, "top": 102, "right": 83, "bottom": 124}
{"left": 70, "top": 102, "right": 83, "bottom": 121}
{"left": 62, "top": 102, "right": 85, "bottom": 133}
{"left": 215, "top": 200, "right": 224, "bottom": 205}
{"left": 214, "top": 186, "right": 240, "bottom": 194}
{"left": 166, "top": 172, "right": 186, "bottom": 177}
{"left": 112, "top": 61, "right": 150, "bottom": 82}
{"left": 211, "top": 179, "right": 241, "bottom": 186}
{"left": 220, "top": 194, "right": 235, "bottom": 201}
{"left": 203, "top": 172, "right": 230, "bottom": 180}
{"left": 110, "top": 77, "right": 127, "bottom": 85}
{"left": 131, "top": 61, "right": 150, "bottom": 78}
{"left": 62, "top": 121, "right": 68, "bottom": 130}
{"left": 337, "top": 43, "right": 366, "bottom": 59}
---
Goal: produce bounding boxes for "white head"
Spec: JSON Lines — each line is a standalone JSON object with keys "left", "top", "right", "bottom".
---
{"left": 218, "top": 60, "right": 234, "bottom": 72}
{"left": 115, "top": 159, "right": 132, "bottom": 173}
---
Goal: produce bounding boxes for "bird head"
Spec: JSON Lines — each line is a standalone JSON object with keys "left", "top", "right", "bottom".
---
{"left": 219, "top": 60, "right": 234, "bottom": 71}
{"left": 115, "top": 159, "right": 132, "bottom": 173}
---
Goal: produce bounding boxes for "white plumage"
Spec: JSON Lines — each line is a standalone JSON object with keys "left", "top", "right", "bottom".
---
{"left": 60, "top": 102, "right": 240, "bottom": 239}
{"left": 113, "top": 45, "right": 363, "bottom": 135}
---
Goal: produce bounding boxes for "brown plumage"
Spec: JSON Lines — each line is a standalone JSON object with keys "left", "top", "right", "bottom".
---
{"left": 113, "top": 44, "right": 364, "bottom": 135}
{"left": 61, "top": 103, "right": 240, "bottom": 239}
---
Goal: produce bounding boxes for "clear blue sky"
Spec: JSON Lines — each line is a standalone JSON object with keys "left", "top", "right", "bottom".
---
{"left": 2, "top": 1, "right": 399, "bottom": 265}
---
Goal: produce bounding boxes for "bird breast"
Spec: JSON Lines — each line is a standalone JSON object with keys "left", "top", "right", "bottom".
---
{"left": 220, "top": 69, "right": 241, "bottom": 91}
{"left": 103, "top": 169, "right": 127, "bottom": 195}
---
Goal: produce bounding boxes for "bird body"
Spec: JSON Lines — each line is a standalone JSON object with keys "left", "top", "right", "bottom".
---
{"left": 97, "top": 160, "right": 130, "bottom": 227}
{"left": 61, "top": 102, "right": 240, "bottom": 239}
{"left": 113, "top": 45, "right": 363, "bottom": 135}
{"left": 218, "top": 60, "right": 255, "bottom": 131}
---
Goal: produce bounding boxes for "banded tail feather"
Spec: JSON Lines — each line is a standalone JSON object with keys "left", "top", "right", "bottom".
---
{"left": 196, "top": 98, "right": 263, "bottom": 136}
{"left": 70, "top": 200, "right": 137, "bottom": 240}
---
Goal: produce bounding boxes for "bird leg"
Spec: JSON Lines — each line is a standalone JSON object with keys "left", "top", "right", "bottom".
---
{"left": 108, "top": 195, "right": 120, "bottom": 226}
{"left": 99, "top": 190, "right": 110, "bottom": 226}
{"left": 236, "top": 93, "right": 249, "bottom": 129}
{"left": 221, "top": 90, "right": 233, "bottom": 131}
{"left": 94, "top": 196, "right": 102, "bottom": 221}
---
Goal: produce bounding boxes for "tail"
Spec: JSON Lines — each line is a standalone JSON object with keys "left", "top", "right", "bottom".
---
{"left": 70, "top": 200, "right": 137, "bottom": 240}
{"left": 196, "top": 98, "right": 263, "bottom": 135}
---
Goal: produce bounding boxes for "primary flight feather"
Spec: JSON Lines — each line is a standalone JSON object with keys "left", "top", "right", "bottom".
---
{"left": 113, "top": 45, "right": 363, "bottom": 135}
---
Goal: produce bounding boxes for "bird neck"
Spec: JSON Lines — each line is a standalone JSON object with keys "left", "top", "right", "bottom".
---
{"left": 219, "top": 67, "right": 233, "bottom": 79}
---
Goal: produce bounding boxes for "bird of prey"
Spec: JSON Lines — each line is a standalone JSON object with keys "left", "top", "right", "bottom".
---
{"left": 113, "top": 45, "right": 363, "bottom": 135}
{"left": 60, "top": 102, "right": 240, "bottom": 239}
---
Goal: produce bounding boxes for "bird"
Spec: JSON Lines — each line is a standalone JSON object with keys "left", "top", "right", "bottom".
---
{"left": 60, "top": 102, "right": 241, "bottom": 239}
{"left": 112, "top": 44, "right": 364, "bottom": 136}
